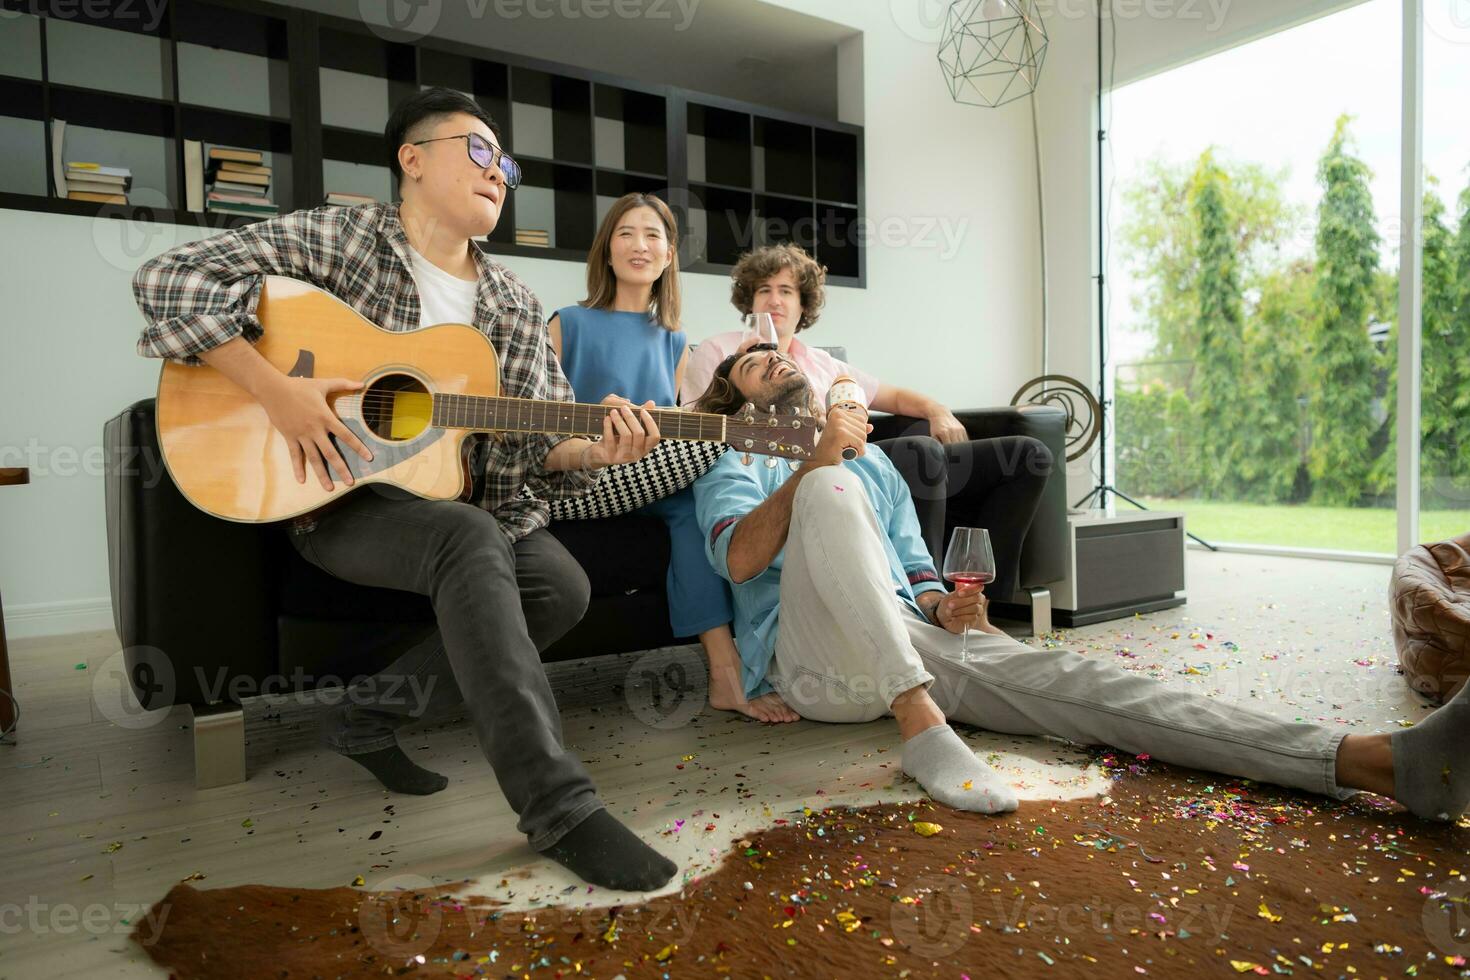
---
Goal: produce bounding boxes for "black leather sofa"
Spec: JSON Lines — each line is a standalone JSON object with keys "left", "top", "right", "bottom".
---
{"left": 104, "top": 392, "right": 1067, "bottom": 787}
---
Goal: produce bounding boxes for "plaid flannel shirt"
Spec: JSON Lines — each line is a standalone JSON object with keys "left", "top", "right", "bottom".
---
{"left": 133, "top": 202, "right": 601, "bottom": 541}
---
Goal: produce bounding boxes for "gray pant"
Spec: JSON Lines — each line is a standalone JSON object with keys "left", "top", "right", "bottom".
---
{"left": 769, "top": 465, "right": 1356, "bottom": 802}
{"left": 289, "top": 487, "right": 602, "bottom": 850}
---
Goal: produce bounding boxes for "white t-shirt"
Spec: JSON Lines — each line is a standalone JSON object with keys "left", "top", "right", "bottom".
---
{"left": 407, "top": 245, "right": 479, "bottom": 328}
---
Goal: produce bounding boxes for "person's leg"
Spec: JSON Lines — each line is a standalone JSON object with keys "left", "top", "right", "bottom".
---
{"left": 942, "top": 436, "right": 1053, "bottom": 599}
{"left": 641, "top": 490, "right": 798, "bottom": 724}
{"left": 904, "top": 613, "right": 1363, "bottom": 802}
{"left": 873, "top": 435, "right": 948, "bottom": 567}
{"left": 293, "top": 489, "right": 675, "bottom": 889}
{"left": 768, "top": 466, "right": 1017, "bottom": 813}
{"left": 915, "top": 614, "right": 1470, "bottom": 820}
{"left": 300, "top": 527, "right": 590, "bottom": 795}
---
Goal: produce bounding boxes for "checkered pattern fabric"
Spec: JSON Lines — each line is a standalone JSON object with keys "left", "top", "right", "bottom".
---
{"left": 131, "top": 202, "right": 599, "bottom": 542}
{"left": 533, "top": 440, "right": 729, "bottom": 520}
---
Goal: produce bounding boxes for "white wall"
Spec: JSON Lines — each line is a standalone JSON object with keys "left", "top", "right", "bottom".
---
{"left": 1034, "top": 0, "right": 1366, "bottom": 504}
{"left": 0, "top": 0, "right": 1047, "bottom": 636}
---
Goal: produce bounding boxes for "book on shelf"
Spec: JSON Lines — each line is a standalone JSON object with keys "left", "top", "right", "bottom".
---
{"left": 62, "top": 156, "right": 132, "bottom": 204}
{"left": 204, "top": 144, "right": 274, "bottom": 216}
{"left": 208, "top": 146, "right": 264, "bottom": 165}
{"left": 67, "top": 191, "right": 128, "bottom": 205}
{"left": 210, "top": 168, "right": 270, "bottom": 187}
{"left": 67, "top": 177, "right": 132, "bottom": 195}
{"left": 206, "top": 192, "right": 278, "bottom": 214}
{"left": 515, "top": 228, "right": 551, "bottom": 247}
{"left": 216, "top": 161, "right": 271, "bottom": 178}
{"left": 184, "top": 140, "right": 204, "bottom": 212}
{"left": 50, "top": 120, "right": 68, "bottom": 196}
{"left": 324, "top": 191, "right": 377, "bottom": 207}
{"left": 212, "top": 179, "right": 270, "bottom": 195}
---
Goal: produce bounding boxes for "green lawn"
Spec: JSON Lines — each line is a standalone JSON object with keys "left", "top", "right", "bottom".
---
{"left": 1137, "top": 498, "right": 1470, "bottom": 554}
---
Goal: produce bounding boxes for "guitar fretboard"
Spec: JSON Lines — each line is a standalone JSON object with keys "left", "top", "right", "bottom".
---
{"left": 430, "top": 393, "right": 727, "bottom": 442}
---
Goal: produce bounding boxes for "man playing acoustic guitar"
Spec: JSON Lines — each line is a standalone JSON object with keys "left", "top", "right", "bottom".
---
{"left": 132, "top": 88, "right": 678, "bottom": 891}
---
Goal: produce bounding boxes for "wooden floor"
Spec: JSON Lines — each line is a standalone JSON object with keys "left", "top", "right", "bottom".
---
{"left": 0, "top": 550, "right": 1423, "bottom": 978}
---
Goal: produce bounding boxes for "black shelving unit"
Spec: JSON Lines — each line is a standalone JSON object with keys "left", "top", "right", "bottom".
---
{"left": 0, "top": 0, "right": 866, "bottom": 285}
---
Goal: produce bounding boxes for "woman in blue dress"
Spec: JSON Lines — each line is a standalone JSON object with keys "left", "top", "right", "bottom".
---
{"left": 549, "top": 193, "right": 798, "bottom": 723}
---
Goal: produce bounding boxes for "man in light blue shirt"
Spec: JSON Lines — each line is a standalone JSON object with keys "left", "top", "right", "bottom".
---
{"left": 687, "top": 348, "right": 1462, "bottom": 825}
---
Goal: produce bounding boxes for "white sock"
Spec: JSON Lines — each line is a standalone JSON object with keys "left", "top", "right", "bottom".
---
{"left": 900, "top": 724, "right": 1018, "bottom": 814}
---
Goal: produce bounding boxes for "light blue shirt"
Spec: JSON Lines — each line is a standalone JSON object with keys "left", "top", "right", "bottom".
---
{"left": 693, "top": 447, "right": 947, "bottom": 698}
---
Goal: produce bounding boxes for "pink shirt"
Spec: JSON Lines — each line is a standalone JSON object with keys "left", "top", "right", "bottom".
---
{"left": 680, "top": 331, "right": 882, "bottom": 409}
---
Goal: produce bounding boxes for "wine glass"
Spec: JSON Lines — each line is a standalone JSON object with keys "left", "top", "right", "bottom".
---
{"left": 742, "top": 311, "right": 777, "bottom": 349}
{"left": 942, "top": 527, "right": 996, "bottom": 660}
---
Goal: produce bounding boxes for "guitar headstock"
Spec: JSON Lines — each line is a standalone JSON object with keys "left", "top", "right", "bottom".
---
{"left": 724, "top": 403, "right": 819, "bottom": 465}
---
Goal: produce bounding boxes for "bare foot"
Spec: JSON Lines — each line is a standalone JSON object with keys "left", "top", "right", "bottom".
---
{"left": 709, "top": 687, "right": 801, "bottom": 723}
{"left": 699, "top": 625, "right": 801, "bottom": 723}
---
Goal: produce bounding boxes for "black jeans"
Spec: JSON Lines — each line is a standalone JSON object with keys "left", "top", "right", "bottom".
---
{"left": 289, "top": 486, "right": 600, "bottom": 851}
{"left": 876, "top": 435, "right": 1053, "bottom": 600}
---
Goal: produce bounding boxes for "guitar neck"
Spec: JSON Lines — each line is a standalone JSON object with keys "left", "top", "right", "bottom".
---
{"left": 430, "top": 393, "right": 728, "bottom": 443}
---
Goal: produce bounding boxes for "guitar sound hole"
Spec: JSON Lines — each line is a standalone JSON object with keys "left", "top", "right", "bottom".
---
{"left": 362, "top": 373, "right": 432, "bottom": 441}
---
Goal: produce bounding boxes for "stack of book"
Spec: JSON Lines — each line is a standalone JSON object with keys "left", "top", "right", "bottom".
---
{"left": 324, "top": 191, "right": 377, "bottom": 207}
{"left": 65, "top": 162, "right": 131, "bottom": 205}
{"left": 204, "top": 146, "right": 277, "bottom": 217}
{"left": 515, "top": 228, "right": 551, "bottom": 248}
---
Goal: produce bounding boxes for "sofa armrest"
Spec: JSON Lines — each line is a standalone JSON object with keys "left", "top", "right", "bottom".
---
{"left": 105, "top": 399, "right": 278, "bottom": 708}
{"left": 867, "top": 406, "right": 1069, "bottom": 593}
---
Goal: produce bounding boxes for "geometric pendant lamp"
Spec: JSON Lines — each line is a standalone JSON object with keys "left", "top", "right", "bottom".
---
{"left": 938, "top": 0, "right": 1049, "bottom": 108}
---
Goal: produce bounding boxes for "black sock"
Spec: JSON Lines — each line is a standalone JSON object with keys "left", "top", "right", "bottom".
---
{"left": 339, "top": 745, "right": 448, "bottom": 796}
{"left": 539, "top": 808, "right": 678, "bottom": 892}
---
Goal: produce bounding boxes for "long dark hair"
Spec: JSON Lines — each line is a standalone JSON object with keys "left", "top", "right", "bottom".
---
{"left": 583, "top": 193, "right": 682, "bottom": 330}
{"left": 689, "top": 352, "right": 748, "bottom": 416}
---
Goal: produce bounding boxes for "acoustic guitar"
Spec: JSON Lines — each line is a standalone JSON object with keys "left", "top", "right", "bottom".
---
{"left": 156, "top": 276, "right": 818, "bottom": 523}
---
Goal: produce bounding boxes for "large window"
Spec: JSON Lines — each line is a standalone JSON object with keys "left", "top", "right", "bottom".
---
{"left": 1419, "top": 6, "right": 1470, "bottom": 542}
{"left": 1107, "top": 0, "right": 1468, "bottom": 555}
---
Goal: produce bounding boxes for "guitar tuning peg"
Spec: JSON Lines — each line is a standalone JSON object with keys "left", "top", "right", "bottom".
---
{"left": 765, "top": 457, "right": 778, "bottom": 469}
{"left": 741, "top": 453, "right": 753, "bottom": 465}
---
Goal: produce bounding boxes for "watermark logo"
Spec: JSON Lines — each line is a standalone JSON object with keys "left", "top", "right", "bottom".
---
{"left": 624, "top": 647, "right": 707, "bottom": 730}
{"left": 890, "top": 874, "right": 974, "bottom": 956}
{"left": 91, "top": 186, "right": 177, "bottom": 273}
{"left": 1427, "top": 0, "right": 1470, "bottom": 46}
{"left": 1422, "top": 876, "right": 1470, "bottom": 959}
{"left": 93, "top": 646, "right": 176, "bottom": 731}
{"left": 360, "top": 0, "right": 443, "bottom": 41}
{"left": 357, "top": 874, "right": 445, "bottom": 960}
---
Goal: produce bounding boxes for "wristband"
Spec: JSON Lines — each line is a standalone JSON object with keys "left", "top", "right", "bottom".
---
{"left": 578, "top": 440, "right": 599, "bottom": 472}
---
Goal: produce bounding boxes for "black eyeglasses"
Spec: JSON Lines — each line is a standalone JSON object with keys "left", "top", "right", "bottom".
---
{"left": 410, "top": 132, "right": 522, "bottom": 189}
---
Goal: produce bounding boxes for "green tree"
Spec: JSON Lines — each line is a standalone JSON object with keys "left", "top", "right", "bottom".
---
{"left": 1442, "top": 180, "right": 1470, "bottom": 492}
{"left": 1119, "top": 156, "right": 1299, "bottom": 363}
{"left": 1188, "top": 150, "right": 1247, "bottom": 497}
{"left": 1307, "top": 115, "right": 1381, "bottom": 506}
{"left": 1372, "top": 180, "right": 1456, "bottom": 497}
{"left": 1236, "top": 262, "right": 1313, "bottom": 502}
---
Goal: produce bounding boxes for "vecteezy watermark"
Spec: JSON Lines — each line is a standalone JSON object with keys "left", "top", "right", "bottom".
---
{"left": 718, "top": 212, "right": 972, "bottom": 263}
{"left": 356, "top": 872, "right": 701, "bottom": 960}
{"left": 623, "top": 646, "right": 707, "bottom": 731}
{"left": 1422, "top": 876, "right": 1470, "bottom": 959}
{"left": 0, "top": 898, "right": 171, "bottom": 945}
{"left": 889, "top": 874, "right": 1239, "bottom": 957}
{"left": 890, "top": 0, "right": 1234, "bottom": 45}
{"left": 0, "top": 0, "right": 168, "bottom": 32}
{"left": 92, "top": 648, "right": 440, "bottom": 732}
{"left": 91, "top": 187, "right": 180, "bottom": 273}
{"left": 358, "top": 0, "right": 703, "bottom": 42}
{"left": 93, "top": 647, "right": 177, "bottom": 731}
{"left": 1427, "top": 0, "right": 1470, "bottom": 46}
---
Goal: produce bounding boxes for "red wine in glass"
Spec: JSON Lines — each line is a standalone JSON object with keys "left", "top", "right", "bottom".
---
{"left": 945, "top": 572, "right": 995, "bottom": 588}
{"left": 942, "top": 527, "right": 996, "bottom": 659}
